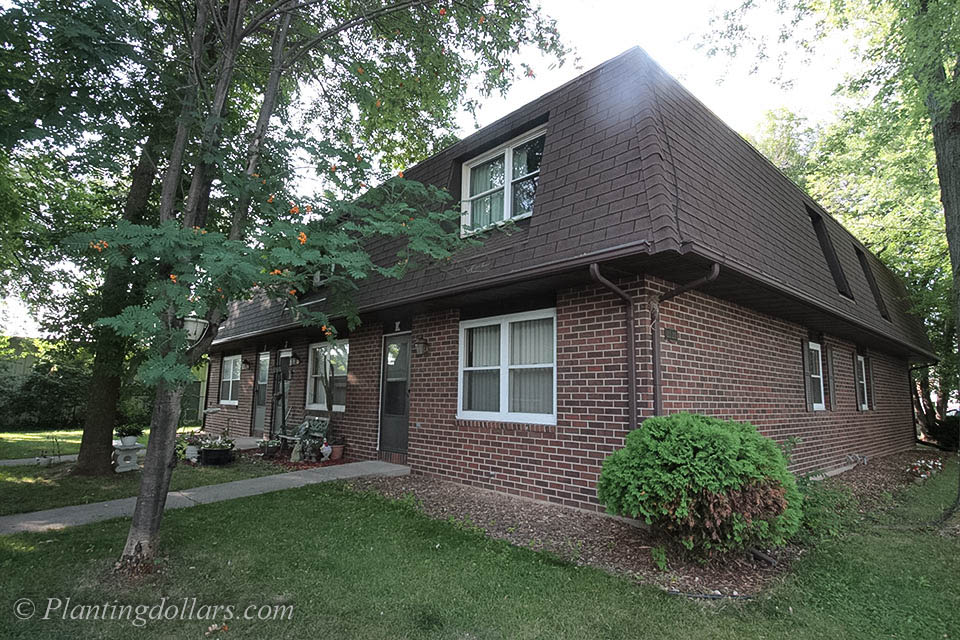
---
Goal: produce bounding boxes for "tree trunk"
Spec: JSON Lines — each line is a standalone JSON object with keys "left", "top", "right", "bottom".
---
{"left": 119, "top": 380, "right": 184, "bottom": 567}
{"left": 73, "top": 132, "right": 162, "bottom": 476}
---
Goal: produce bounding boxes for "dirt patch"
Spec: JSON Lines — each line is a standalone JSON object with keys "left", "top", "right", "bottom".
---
{"left": 350, "top": 446, "right": 953, "bottom": 596}
{"left": 818, "top": 447, "right": 951, "bottom": 514}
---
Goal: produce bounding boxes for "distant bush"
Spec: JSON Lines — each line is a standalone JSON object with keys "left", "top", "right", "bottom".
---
{"left": 927, "top": 416, "right": 959, "bottom": 451}
{"left": 596, "top": 413, "right": 802, "bottom": 554}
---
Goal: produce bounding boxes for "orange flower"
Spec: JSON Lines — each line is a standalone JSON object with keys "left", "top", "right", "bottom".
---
{"left": 330, "top": 165, "right": 337, "bottom": 172}
{"left": 262, "top": 179, "right": 266, "bottom": 184}
{"left": 360, "top": 182, "right": 367, "bottom": 188}
{"left": 270, "top": 269, "right": 282, "bottom": 275}
{"left": 320, "top": 325, "right": 326, "bottom": 331}
{"left": 356, "top": 154, "right": 362, "bottom": 162}
{"left": 298, "top": 231, "right": 307, "bottom": 245}
{"left": 357, "top": 66, "right": 364, "bottom": 74}
{"left": 479, "top": 15, "right": 485, "bottom": 23}
{"left": 252, "top": 173, "right": 259, "bottom": 178}
{"left": 290, "top": 205, "right": 300, "bottom": 214}
{"left": 438, "top": 7, "right": 446, "bottom": 15}
{"left": 289, "top": 289, "right": 297, "bottom": 296}
{"left": 305, "top": 204, "right": 313, "bottom": 213}
{"left": 169, "top": 274, "right": 178, "bottom": 283}
{"left": 375, "top": 99, "right": 382, "bottom": 108}
{"left": 397, "top": 171, "right": 404, "bottom": 178}
{"left": 268, "top": 195, "right": 274, "bottom": 203}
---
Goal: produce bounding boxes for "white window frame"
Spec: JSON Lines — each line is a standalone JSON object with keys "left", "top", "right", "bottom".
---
{"left": 457, "top": 308, "right": 557, "bottom": 425}
{"left": 305, "top": 340, "right": 349, "bottom": 412}
{"left": 856, "top": 354, "right": 869, "bottom": 411}
{"left": 219, "top": 354, "right": 241, "bottom": 406}
{"left": 460, "top": 126, "right": 546, "bottom": 235}
{"left": 808, "top": 341, "right": 826, "bottom": 411}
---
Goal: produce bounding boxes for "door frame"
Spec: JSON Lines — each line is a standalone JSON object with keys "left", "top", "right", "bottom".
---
{"left": 272, "top": 348, "right": 293, "bottom": 436}
{"left": 250, "top": 350, "right": 271, "bottom": 437}
{"left": 377, "top": 331, "right": 411, "bottom": 452}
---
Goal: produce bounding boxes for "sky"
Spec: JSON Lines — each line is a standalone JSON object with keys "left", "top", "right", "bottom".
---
{"left": 2, "top": 0, "right": 853, "bottom": 339}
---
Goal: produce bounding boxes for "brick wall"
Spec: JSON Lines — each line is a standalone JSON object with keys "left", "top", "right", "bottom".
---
{"left": 205, "top": 274, "right": 915, "bottom": 512}
{"left": 403, "top": 274, "right": 913, "bottom": 512}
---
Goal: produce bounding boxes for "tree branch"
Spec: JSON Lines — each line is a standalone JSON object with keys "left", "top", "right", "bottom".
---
{"left": 281, "top": 0, "right": 431, "bottom": 71}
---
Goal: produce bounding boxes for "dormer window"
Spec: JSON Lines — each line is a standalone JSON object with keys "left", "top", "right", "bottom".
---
{"left": 461, "top": 128, "right": 545, "bottom": 233}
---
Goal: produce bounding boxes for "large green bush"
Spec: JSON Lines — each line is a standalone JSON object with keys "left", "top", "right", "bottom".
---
{"left": 597, "top": 413, "right": 802, "bottom": 554}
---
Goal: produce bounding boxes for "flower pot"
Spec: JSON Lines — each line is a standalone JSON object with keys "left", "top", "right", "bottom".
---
{"left": 120, "top": 436, "right": 138, "bottom": 446}
{"left": 329, "top": 444, "right": 344, "bottom": 461}
{"left": 185, "top": 445, "right": 200, "bottom": 462}
{"left": 200, "top": 448, "right": 233, "bottom": 465}
{"left": 260, "top": 445, "right": 279, "bottom": 459}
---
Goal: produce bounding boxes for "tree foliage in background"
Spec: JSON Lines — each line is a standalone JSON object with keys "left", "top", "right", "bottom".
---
{"left": 1, "top": 0, "right": 570, "bottom": 566}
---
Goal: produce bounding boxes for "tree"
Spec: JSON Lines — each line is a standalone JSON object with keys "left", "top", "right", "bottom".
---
{"left": 744, "top": 108, "right": 821, "bottom": 190}
{"left": 68, "top": 0, "right": 567, "bottom": 567}
{"left": 1, "top": 1, "right": 188, "bottom": 475}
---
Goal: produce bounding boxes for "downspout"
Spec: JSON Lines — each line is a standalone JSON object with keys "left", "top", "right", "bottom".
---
{"left": 589, "top": 264, "right": 638, "bottom": 431}
{"left": 651, "top": 263, "right": 721, "bottom": 416}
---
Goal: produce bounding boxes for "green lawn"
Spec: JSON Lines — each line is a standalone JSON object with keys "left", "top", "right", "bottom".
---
{"left": 1, "top": 462, "right": 958, "bottom": 638}
{"left": 0, "top": 456, "right": 286, "bottom": 516}
{"left": 0, "top": 429, "right": 157, "bottom": 460}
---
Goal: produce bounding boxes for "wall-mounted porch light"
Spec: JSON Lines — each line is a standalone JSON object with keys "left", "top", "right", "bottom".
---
{"left": 413, "top": 338, "right": 429, "bottom": 356}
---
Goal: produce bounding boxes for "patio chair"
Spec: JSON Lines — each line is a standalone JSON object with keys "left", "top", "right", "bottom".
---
{"left": 276, "top": 416, "right": 330, "bottom": 457}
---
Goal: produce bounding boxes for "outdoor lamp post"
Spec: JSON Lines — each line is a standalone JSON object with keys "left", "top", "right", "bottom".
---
{"left": 183, "top": 316, "right": 210, "bottom": 346}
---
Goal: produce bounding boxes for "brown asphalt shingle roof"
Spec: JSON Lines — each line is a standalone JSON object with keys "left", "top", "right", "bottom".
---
{"left": 214, "top": 47, "right": 932, "bottom": 359}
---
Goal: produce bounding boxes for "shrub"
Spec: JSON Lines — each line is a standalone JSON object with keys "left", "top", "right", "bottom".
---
{"left": 794, "top": 475, "right": 853, "bottom": 544}
{"left": 597, "top": 413, "right": 802, "bottom": 554}
{"left": 927, "top": 415, "right": 959, "bottom": 451}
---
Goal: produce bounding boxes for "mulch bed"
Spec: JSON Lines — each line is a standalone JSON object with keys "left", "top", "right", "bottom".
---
{"left": 239, "top": 448, "right": 349, "bottom": 471}
{"left": 350, "top": 446, "right": 955, "bottom": 596}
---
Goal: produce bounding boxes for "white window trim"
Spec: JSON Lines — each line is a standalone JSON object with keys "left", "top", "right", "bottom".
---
{"left": 305, "top": 340, "right": 348, "bottom": 412}
{"left": 809, "top": 342, "right": 826, "bottom": 411}
{"left": 460, "top": 126, "right": 546, "bottom": 236}
{"left": 856, "top": 354, "right": 869, "bottom": 411}
{"left": 457, "top": 308, "right": 557, "bottom": 425}
{"left": 220, "top": 354, "right": 241, "bottom": 406}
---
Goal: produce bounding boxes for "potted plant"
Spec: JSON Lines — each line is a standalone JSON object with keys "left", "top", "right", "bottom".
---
{"left": 328, "top": 434, "right": 345, "bottom": 461}
{"left": 177, "top": 432, "right": 204, "bottom": 462}
{"left": 200, "top": 435, "right": 235, "bottom": 465}
{"left": 116, "top": 424, "right": 145, "bottom": 447}
{"left": 259, "top": 438, "right": 281, "bottom": 459}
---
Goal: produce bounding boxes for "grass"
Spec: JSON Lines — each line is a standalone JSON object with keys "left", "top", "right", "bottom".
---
{"left": 0, "top": 429, "right": 156, "bottom": 460}
{"left": 0, "top": 456, "right": 286, "bottom": 516}
{"left": 1, "top": 459, "right": 959, "bottom": 638}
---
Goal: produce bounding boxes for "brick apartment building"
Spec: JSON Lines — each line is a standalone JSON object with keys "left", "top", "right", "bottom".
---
{"left": 203, "top": 48, "right": 934, "bottom": 512}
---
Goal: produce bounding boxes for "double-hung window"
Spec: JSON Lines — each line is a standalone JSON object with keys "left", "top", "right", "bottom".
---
{"left": 306, "top": 340, "right": 349, "bottom": 411}
{"left": 461, "top": 128, "right": 546, "bottom": 233}
{"left": 220, "top": 354, "right": 241, "bottom": 405}
{"left": 458, "top": 309, "right": 556, "bottom": 425}
{"left": 855, "top": 354, "right": 870, "bottom": 410}
{"left": 806, "top": 341, "right": 826, "bottom": 411}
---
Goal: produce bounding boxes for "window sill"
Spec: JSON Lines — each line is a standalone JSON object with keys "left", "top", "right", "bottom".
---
{"left": 456, "top": 410, "right": 555, "bottom": 426}
{"left": 219, "top": 400, "right": 239, "bottom": 406}
{"left": 306, "top": 404, "right": 345, "bottom": 412}
{"left": 460, "top": 212, "right": 532, "bottom": 238}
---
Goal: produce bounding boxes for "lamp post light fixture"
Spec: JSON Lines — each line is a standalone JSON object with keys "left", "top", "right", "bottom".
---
{"left": 183, "top": 315, "right": 210, "bottom": 346}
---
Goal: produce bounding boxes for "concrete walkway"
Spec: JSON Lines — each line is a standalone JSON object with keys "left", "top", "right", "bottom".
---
{"left": 0, "top": 460, "right": 409, "bottom": 535}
